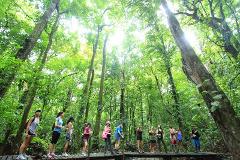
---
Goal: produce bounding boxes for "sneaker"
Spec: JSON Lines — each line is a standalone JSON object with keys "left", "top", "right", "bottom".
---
{"left": 82, "top": 152, "right": 87, "bottom": 156}
{"left": 62, "top": 152, "right": 68, "bottom": 157}
{"left": 23, "top": 153, "right": 30, "bottom": 158}
{"left": 47, "top": 153, "right": 52, "bottom": 158}
{"left": 50, "top": 153, "right": 56, "bottom": 157}
{"left": 16, "top": 154, "right": 26, "bottom": 160}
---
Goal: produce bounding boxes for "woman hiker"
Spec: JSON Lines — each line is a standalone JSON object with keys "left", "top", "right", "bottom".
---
{"left": 136, "top": 127, "right": 144, "bottom": 153}
{"left": 16, "top": 110, "right": 41, "bottom": 160}
{"left": 48, "top": 111, "right": 65, "bottom": 158}
{"left": 62, "top": 116, "right": 74, "bottom": 157}
{"left": 102, "top": 121, "right": 115, "bottom": 155}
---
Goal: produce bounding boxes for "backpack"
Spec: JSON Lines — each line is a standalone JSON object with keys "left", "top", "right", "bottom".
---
{"left": 52, "top": 122, "right": 55, "bottom": 131}
{"left": 102, "top": 131, "right": 107, "bottom": 139}
{"left": 52, "top": 118, "right": 59, "bottom": 131}
{"left": 24, "top": 117, "right": 35, "bottom": 129}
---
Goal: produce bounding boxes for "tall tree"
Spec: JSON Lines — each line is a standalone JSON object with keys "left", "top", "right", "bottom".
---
{"left": 63, "top": 88, "right": 73, "bottom": 112}
{"left": 158, "top": 36, "right": 185, "bottom": 136}
{"left": 93, "top": 35, "right": 108, "bottom": 146}
{"left": 120, "top": 70, "right": 126, "bottom": 131}
{"left": 162, "top": 0, "right": 240, "bottom": 159}
{"left": 0, "top": 0, "right": 60, "bottom": 99}
{"left": 84, "top": 69, "right": 95, "bottom": 123}
{"left": 14, "top": 12, "right": 60, "bottom": 150}
{"left": 78, "top": 25, "right": 102, "bottom": 122}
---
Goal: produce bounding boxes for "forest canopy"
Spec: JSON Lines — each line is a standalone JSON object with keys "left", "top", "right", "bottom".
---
{"left": 0, "top": 0, "right": 239, "bottom": 159}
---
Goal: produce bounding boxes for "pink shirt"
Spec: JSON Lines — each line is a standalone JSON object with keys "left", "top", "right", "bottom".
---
{"left": 102, "top": 125, "right": 111, "bottom": 139}
{"left": 84, "top": 126, "right": 91, "bottom": 135}
{"left": 170, "top": 128, "right": 176, "bottom": 140}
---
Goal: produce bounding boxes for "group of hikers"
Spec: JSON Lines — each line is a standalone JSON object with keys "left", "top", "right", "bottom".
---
{"left": 16, "top": 110, "right": 201, "bottom": 159}
{"left": 135, "top": 126, "right": 200, "bottom": 154}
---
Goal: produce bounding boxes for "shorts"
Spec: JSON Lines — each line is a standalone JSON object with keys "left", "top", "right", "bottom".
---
{"left": 51, "top": 131, "right": 60, "bottom": 144}
{"left": 115, "top": 133, "right": 121, "bottom": 141}
{"left": 66, "top": 133, "right": 71, "bottom": 141}
{"left": 171, "top": 139, "right": 177, "bottom": 145}
{"left": 83, "top": 134, "right": 90, "bottom": 142}
{"left": 137, "top": 136, "right": 142, "bottom": 141}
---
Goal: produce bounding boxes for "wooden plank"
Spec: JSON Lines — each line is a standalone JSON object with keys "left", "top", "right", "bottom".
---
{"left": 50, "top": 153, "right": 123, "bottom": 160}
{"left": 6, "top": 155, "right": 11, "bottom": 160}
{"left": 6, "top": 155, "right": 14, "bottom": 160}
{"left": 0, "top": 155, "right": 33, "bottom": 160}
{"left": 0, "top": 155, "right": 8, "bottom": 160}
{"left": 26, "top": 156, "right": 33, "bottom": 160}
{"left": 124, "top": 152, "right": 224, "bottom": 160}
{"left": 1, "top": 152, "right": 227, "bottom": 160}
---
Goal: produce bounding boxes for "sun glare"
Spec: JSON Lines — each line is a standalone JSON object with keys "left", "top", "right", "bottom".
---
{"left": 108, "top": 27, "right": 125, "bottom": 49}
{"left": 183, "top": 28, "right": 201, "bottom": 54}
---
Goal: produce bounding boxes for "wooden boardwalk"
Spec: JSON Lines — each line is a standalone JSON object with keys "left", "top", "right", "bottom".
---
{"left": 0, "top": 152, "right": 228, "bottom": 160}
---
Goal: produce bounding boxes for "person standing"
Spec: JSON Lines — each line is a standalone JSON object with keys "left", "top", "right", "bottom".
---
{"left": 62, "top": 116, "right": 74, "bottom": 157}
{"left": 114, "top": 124, "right": 124, "bottom": 152}
{"left": 169, "top": 127, "right": 177, "bottom": 152}
{"left": 102, "top": 121, "right": 114, "bottom": 155}
{"left": 82, "top": 123, "right": 92, "bottom": 156}
{"left": 177, "top": 128, "right": 183, "bottom": 152}
{"left": 136, "top": 127, "right": 144, "bottom": 153}
{"left": 191, "top": 128, "right": 200, "bottom": 152}
{"left": 149, "top": 127, "right": 157, "bottom": 153}
{"left": 156, "top": 125, "right": 167, "bottom": 153}
{"left": 17, "top": 110, "right": 41, "bottom": 160}
{"left": 48, "top": 111, "right": 64, "bottom": 158}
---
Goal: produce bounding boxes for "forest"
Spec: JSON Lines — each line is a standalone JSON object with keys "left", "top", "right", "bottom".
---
{"left": 0, "top": 0, "right": 240, "bottom": 159}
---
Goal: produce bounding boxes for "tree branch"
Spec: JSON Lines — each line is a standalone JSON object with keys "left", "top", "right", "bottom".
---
{"left": 13, "top": 1, "right": 36, "bottom": 21}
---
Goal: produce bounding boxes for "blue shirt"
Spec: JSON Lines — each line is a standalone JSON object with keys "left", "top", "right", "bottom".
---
{"left": 177, "top": 131, "right": 182, "bottom": 140}
{"left": 115, "top": 126, "right": 122, "bottom": 137}
{"left": 53, "top": 117, "right": 63, "bottom": 133}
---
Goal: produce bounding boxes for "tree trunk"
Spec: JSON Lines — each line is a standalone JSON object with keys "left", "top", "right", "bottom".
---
{"left": 120, "top": 70, "right": 126, "bottom": 131}
{"left": 154, "top": 74, "right": 164, "bottom": 103}
{"left": 132, "top": 101, "right": 136, "bottom": 139}
{"left": 128, "top": 102, "right": 132, "bottom": 141}
{"left": 162, "top": 0, "right": 240, "bottom": 159}
{"left": 78, "top": 25, "right": 102, "bottom": 123}
{"left": 0, "top": 0, "right": 60, "bottom": 99}
{"left": 18, "top": 87, "right": 29, "bottom": 110}
{"left": 14, "top": 13, "right": 60, "bottom": 150}
{"left": 63, "top": 89, "right": 72, "bottom": 112}
{"left": 138, "top": 88, "right": 144, "bottom": 128}
{"left": 109, "top": 93, "right": 113, "bottom": 122}
{"left": 84, "top": 69, "right": 95, "bottom": 123}
{"left": 159, "top": 37, "right": 185, "bottom": 133}
{"left": 40, "top": 85, "right": 50, "bottom": 120}
{"left": 147, "top": 95, "right": 153, "bottom": 126}
{"left": 93, "top": 36, "right": 108, "bottom": 146}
